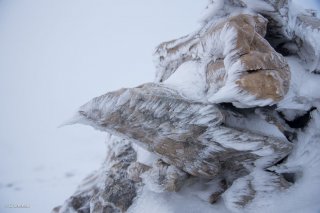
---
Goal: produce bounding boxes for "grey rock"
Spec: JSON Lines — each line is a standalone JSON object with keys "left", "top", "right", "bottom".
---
{"left": 142, "top": 159, "right": 189, "bottom": 192}
{"left": 127, "top": 162, "right": 151, "bottom": 183}
{"left": 53, "top": 137, "right": 140, "bottom": 213}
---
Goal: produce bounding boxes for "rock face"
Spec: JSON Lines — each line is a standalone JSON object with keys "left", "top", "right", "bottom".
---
{"left": 236, "top": 0, "right": 320, "bottom": 74}
{"left": 211, "top": 0, "right": 320, "bottom": 74}
{"left": 154, "top": 13, "right": 290, "bottom": 107}
{"left": 56, "top": 0, "right": 320, "bottom": 212}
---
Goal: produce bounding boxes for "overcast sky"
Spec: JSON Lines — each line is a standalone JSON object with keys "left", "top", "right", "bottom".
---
{"left": 0, "top": 0, "right": 206, "bottom": 212}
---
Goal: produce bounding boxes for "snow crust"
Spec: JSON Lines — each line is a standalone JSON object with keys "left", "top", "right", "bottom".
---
{"left": 128, "top": 182, "right": 231, "bottom": 213}
{"left": 164, "top": 61, "right": 206, "bottom": 101}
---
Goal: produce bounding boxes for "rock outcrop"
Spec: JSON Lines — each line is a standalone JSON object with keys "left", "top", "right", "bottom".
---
{"left": 53, "top": 137, "right": 140, "bottom": 213}
{"left": 55, "top": 0, "right": 320, "bottom": 212}
{"left": 155, "top": 13, "right": 290, "bottom": 107}
{"left": 74, "top": 83, "right": 292, "bottom": 179}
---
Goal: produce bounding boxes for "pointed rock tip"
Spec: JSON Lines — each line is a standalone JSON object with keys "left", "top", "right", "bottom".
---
{"left": 57, "top": 111, "right": 84, "bottom": 128}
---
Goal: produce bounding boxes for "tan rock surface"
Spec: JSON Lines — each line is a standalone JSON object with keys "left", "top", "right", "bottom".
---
{"left": 155, "top": 14, "right": 290, "bottom": 106}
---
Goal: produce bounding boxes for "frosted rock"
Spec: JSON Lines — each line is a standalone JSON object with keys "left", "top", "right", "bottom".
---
{"left": 208, "top": 179, "right": 228, "bottom": 204}
{"left": 52, "top": 137, "right": 140, "bottom": 213}
{"left": 127, "top": 162, "right": 151, "bottom": 183}
{"left": 56, "top": 0, "right": 320, "bottom": 212}
{"left": 154, "top": 13, "right": 290, "bottom": 107}
{"left": 222, "top": 169, "right": 291, "bottom": 211}
{"left": 226, "top": 0, "right": 320, "bottom": 73}
{"left": 75, "top": 83, "right": 292, "bottom": 178}
{"left": 142, "top": 159, "right": 189, "bottom": 192}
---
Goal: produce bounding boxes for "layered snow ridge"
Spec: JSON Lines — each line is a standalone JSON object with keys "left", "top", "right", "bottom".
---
{"left": 55, "top": 0, "right": 320, "bottom": 213}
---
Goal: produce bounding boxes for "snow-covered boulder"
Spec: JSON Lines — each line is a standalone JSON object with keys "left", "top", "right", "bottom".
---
{"left": 155, "top": 13, "right": 290, "bottom": 107}
{"left": 56, "top": 0, "right": 320, "bottom": 212}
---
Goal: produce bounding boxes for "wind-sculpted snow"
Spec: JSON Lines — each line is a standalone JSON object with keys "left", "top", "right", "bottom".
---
{"left": 74, "top": 83, "right": 292, "bottom": 179}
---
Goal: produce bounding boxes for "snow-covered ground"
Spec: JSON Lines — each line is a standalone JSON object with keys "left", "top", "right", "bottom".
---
{"left": 0, "top": 0, "right": 207, "bottom": 212}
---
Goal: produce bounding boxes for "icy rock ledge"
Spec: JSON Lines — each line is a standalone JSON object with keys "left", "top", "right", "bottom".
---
{"left": 73, "top": 83, "right": 292, "bottom": 179}
{"left": 55, "top": 0, "right": 320, "bottom": 212}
